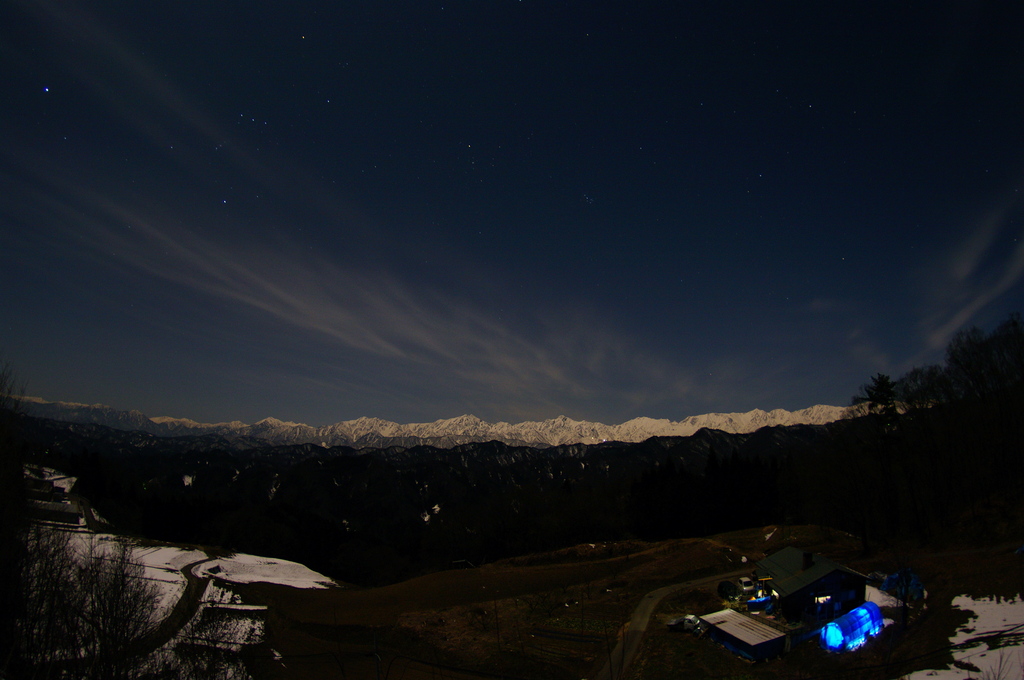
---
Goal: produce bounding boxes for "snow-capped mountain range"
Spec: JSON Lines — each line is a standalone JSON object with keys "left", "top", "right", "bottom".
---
{"left": 19, "top": 396, "right": 851, "bottom": 449}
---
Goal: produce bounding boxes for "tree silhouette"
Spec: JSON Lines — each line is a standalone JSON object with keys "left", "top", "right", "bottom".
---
{"left": 881, "top": 568, "right": 924, "bottom": 629}
{"left": 854, "top": 373, "right": 899, "bottom": 429}
{"left": 0, "top": 359, "right": 26, "bottom": 673}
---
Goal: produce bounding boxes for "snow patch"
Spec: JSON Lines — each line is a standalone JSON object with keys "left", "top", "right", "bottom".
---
{"left": 194, "top": 553, "right": 336, "bottom": 589}
{"left": 201, "top": 580, "right": 244, "bottom": 605}
{"left": 865, "top": 585, "right": 903, "bottom": 609}
{"left": 25, "top": 465, "right": 77, "bottom": 492}
{"left": 902, "top": 595, "right": 1024, "bottom": 680}
{"left": 67, "top": 535, "right": 204, "bottom": 623}
{"left": 178, "top": 601, "right": 265, "bottom": 653}
{"left": 134, "top": 544, "right": 207, "bottom": 571}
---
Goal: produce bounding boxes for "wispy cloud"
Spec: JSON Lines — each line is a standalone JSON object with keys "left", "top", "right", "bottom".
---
{"left": 0, "top": 2, "right": 709, "bottom": 421}
{"left": 69, "top": 199, "right": 703, "bottom": 419}
{"left": 16, "top": 0, "right": 222, "bottom": 145}
{"left": 7, "top": 0, "right": 823, "bottom": 421}
{"left": 923, "top": 192, "right": 1024, "bottom": 350}
{"left": 12, "top": 0, "right": 351, "bottom": 225}
{"left": 846, "top": 325, "right": 891, "bottom": 372}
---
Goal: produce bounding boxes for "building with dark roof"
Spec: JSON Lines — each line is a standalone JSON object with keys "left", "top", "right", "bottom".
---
{"left": 754, "top": 547, "right": 867, "bottom": 624}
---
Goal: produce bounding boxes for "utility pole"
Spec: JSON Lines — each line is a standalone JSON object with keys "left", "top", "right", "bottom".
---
{"left": 372, "top": 631, "right": 382, "bottom": 680}
{"left": 493, "top": 598, "right": 501, "bottom": 651}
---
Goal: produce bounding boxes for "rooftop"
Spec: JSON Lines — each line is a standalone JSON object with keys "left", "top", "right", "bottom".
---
{"left": 701, "top": 609, "right": 786, "bottom": 647}
{"left": 755, "top": 546, "right": 865, "bottom": 598}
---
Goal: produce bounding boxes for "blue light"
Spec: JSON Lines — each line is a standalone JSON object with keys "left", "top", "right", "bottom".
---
{"left": 822, "top": 623, "right": 844, "bottom": 651}
{"left": 819, "top": 602, "right": 883, "bottom": 653}
{"left": 747, "top": 595, "right": 772, "bottom": 612}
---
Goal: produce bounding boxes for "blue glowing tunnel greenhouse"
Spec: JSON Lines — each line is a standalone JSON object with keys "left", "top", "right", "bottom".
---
{"left": 819, "top": 602, "right": 883, "bottom": 652}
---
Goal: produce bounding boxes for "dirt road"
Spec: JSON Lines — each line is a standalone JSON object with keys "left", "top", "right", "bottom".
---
{"left": 595, "top": 567, "right": 750, "bottom": 680}
{"left": 137, "top": 557, "right": 212, "bottom": 654}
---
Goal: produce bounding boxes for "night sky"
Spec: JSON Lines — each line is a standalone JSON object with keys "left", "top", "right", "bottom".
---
{"left": 3, "top": 1, "right": 1024, "bottom": 426}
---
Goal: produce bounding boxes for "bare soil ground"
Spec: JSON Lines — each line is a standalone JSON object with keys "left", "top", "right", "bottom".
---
{"left": 221, "top": 518, "right": 1024, "bottom": 680}
{"left": 630, "top": 529, "right": 1024, "bottom": 680}
{"left": 231, "top": 525, "right": 874, "bottom": 680}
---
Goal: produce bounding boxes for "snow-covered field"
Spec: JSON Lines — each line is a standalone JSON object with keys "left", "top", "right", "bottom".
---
{"left": 194, "top": 553, "right": 336, "bottom": 589}
{"left": 60, "top": 532, "right": 334, "bottom": 634}
{"left": 900, "top": 595, "right": 1024, "bottom": 680}
{"left": 56, "top": 532, "right": 331, "bottom": 677}
{"left": 135, "top": 544, "right": 208, "bottom": 571}
{"left": 134, "top": 544, "right": 208, "bottom": 618}
{"left": 26, "top": 465, "right": 78, "bottom": 492}
{"left": 60, "top": 533, "right": 194, "bottom": 622}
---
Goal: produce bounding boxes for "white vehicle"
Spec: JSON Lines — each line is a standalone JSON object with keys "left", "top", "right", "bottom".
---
{"left": 739, "top": 577, "right": 755, "bottom": 593}
{"left": 668, "top": 614, "right": 704, "bottom": 633}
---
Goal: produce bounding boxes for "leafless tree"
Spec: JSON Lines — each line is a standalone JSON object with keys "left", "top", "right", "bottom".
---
{"left": 7, "top": 524, "right": 190, "bottom": 679}
{"left": 0, "top": 358, "right": 26, "bottom": 674}
{"left": 173, "top": 611, "right": 246, "bottom": 680}
{"left": 75, "top": 538, "right": 164, "bottom": 679}
{"left": 16, "top": 525, "right": 80, "bottom": 674}
{"left": 1, "top": 359, "right": 240, "bottom": 679}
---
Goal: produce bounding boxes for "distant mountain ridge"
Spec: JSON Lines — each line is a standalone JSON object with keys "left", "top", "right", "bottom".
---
{"left": 17, "top": 396, "right": 851, "bottom": 449}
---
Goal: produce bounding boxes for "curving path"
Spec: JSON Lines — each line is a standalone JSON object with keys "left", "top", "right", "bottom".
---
{"left": 136, "top": 557, "right": 213, "bottom": 654}
{"left": 595, "top": 567, "right": 750, "bottom": 680}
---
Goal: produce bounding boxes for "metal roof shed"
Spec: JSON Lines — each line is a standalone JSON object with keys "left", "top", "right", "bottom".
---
{"left": 700, "top": 609, "right": 788, "bottom": 661}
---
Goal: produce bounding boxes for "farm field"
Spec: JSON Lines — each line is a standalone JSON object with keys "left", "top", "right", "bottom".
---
{"left": 229, "top": 525, "right": 868, "bottom": 679}
{"left": 215, "top": 523, "right": 1024, "bottom": 680}
{"left": 631, "top": 532, "right": 1024, "bottom": 680}
{"left": 27, "top": 504, "right": 1024, "bottom": 680}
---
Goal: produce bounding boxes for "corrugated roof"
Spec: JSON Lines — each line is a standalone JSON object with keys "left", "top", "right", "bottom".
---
{"left": 701, "top": 609, "right": 786, "bottom": 647}
{"left": 755, "top": 546, "right": 864, "bottom": 598}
